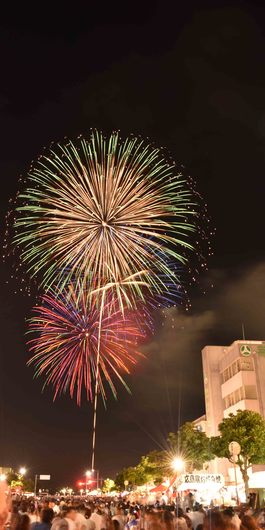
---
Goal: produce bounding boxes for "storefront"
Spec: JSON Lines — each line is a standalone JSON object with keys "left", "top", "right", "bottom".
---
{"left": 176, "top": 473, "right": 225, "bottom": 507}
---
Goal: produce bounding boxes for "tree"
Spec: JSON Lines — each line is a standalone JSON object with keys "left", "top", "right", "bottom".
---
{"left": 102, "top": 478, "right": 115, "bottom": 493}
{"left": 115, "top": 466, "right": 140, "bottom": 490}
{"left": 6, "top": 471, "right": 23, "bottom": 491}
{"left": 115, "top": 468, "right": 129, "bottom": 490}
{"left": 114, "top": 423, "right": 214, "bottom": 490}
{"left": 211, "top": 410, "right": 265, "bottom": 497}
{"left": 23, "top": 478, "right": 34, "bottom": 492}
{"left": 168, "top": 422, "right": 214, "bottom": 472}
{"left": 143, "top": 450, "right": 165, "bottom": 484}
{"left": 115, "top": 452, "right": 165, "bottom": 490}
{"left": 5, "top": 471, "right": 34, "bottom": 493}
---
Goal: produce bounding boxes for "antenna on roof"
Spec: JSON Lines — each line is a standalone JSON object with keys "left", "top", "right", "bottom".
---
{"left": 242, "top": 323, "right": 246, "bottom": 341}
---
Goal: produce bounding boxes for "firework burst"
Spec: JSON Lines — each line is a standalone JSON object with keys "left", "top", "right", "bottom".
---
{"left": 13, "top": 130, "right": 197, "bottom": 298}
{"left": 27, "top": 282, "right": 146, "bottom": 405}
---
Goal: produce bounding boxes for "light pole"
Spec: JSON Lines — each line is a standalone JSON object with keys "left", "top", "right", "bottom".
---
{"left": 171, "top": 457, "right": 185, "bottom": 501}
{"left": 34, "top": 475, "right": 38, "bottom": 497}
{"left": 85, "top": 470, "right": 92, "bottom": 494}
{"left": 18, "top": 467, "right": 27, "bottom": 493}
{"left": 94, "top": 469, "right": 99, "bottom": 490}
{"left": 229, "top": 441, "right": 241, "bottom": 505}
{"left": 86, "top": 469, "right": 99, "bottom": 491}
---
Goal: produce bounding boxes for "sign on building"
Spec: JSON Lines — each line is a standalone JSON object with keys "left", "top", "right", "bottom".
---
{"left": 240, "top": 345, "right": 251, "bottom": 357}
{"left": 178, "top": 473, "right": 224, "bottom": 490}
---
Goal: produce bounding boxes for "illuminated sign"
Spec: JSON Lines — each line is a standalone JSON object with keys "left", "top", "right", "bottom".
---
{"left": 240, "top": 345, "right": 251, "bottom": 357}
{"left": 178, "top": 473, "right": 224, "bottom": 489}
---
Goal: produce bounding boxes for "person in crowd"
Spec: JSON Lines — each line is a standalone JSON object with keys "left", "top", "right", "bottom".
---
{"left": 31, "top": 508, "right": 54, "bottom": 530}
{"left": 187, "top": 506, "right": 205, "bottom": 530}
{"left": 112, "top": 521, "right": 120, "bottom": 530}
{"left": 223, "top": 508, "right": 241, "bottom": 530}
{"left": 75, "top": 505, "right": 87, "bottom": 530}
{"left": 256, "top": 510, "right": 265, "bottom": 529}
{"left": 28, "top": 505, "right": 38, "bottom": 524}
{"left": 203, "top": 511, "right": 236, "bottom": 530}
{"left": 183, "top": 510, "right": 192, "bottom": 530}
{"left": 50, "top": 510, "right": 68, "bottom": 530}
{"left": 90, "top": 506, "right": 105, "bottom": 530}
{"left": 18, "top": 503, "right": 28, "bottom": 516}
{"left": 64, "top": 507, "right": 77, "bottom": 530}
{"left": 125, "top": 513, "right": 138, "bottom": 530}
{"left": 112, "top": 506, "right": 125, "bottom": 530}
{"left": 175, "top": 507, "right": 188, "bottom": 530}
{"left": 13, "top": 514, "right": 31, "bottom": 530}
{"left": 48, "top": 501, "right": 59, "bottom": 516}
{"left": 84, "top": 508, "right": 96, "bottom": 530}
{"left": 240, "top": 515, "right": 261, "bottom": 530}
{"left": 163, "top": 509, "right": 174, "bottom": 530}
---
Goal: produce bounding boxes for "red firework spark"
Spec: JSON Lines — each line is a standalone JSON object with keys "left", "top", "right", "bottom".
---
{"left": 27, "top": 283, "right": 146, "bottom": 405}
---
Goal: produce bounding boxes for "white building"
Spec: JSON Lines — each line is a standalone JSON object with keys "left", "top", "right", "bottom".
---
{"left": 199, "top": 340, "right": 265, "bottom": 497}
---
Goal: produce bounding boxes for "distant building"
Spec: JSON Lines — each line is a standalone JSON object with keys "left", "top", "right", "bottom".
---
{"left": 202, "top": 340, "right": 265, "bottom": 435}
{"left": 198, "top": 340, "right": 265, "bottom": 496}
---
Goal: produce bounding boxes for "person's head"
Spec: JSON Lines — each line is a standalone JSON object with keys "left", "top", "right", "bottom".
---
{"left": 204, "top": 512, "right": 236, "bottom": 530}
{"left": 176, "top": 507, "right": 184, "bottom": 519}
{"left": 112, "top": 520, "right": 120, "bottom": 530}
{"left": 64, "top": 507, "right": 76, "bottom": 521}
{"left": 41, "top": 508, "right": 54, "bottom": 525}
{"left": 17, "top": 514, "right": 31, "bottom": 530}
{"left": 84, "top": 508, "right": 92, "bottom": 519}
{"left": 164, "top": 510, "right": 173, "bottom": 523}
{"left": 241, "top": 515, "right": 259, "bottom": 530}
{"left": 19, "top": 502, "right": 28, "bottom": 514}
{"left": 223, "top": 508, "right": 235, "bottom": 519}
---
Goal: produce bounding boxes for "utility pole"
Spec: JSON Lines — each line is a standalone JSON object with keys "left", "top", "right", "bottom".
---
{"left": 34, "top": 475, "right": 38, "bottom": 497}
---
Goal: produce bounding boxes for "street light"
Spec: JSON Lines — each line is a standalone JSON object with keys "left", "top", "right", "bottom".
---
{"left": 85, "top": 470, "right": 92, "bottom": 494}
{"left": 92, "top": 469, "right": 100, "bottom": 490}
{"left": 172, "top": 457, "right": 184, "bottom": 473}
{"left": 19, "top": 467, "right": 27, "bottom": 476}
{"left": 85, "top": 469, "right": 99, "bottom": 490}
{"left": 0, "top": 474, "right": 6, "bottom": 482}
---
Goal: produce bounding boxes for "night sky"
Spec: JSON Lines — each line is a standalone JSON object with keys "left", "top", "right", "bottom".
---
{"left": 1, "top": 0, "right": 265, "bottom": 490}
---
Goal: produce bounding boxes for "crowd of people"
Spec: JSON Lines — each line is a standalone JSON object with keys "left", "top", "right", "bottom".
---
{"left": 1, "top": 491, "right": 265, "bottom": 530}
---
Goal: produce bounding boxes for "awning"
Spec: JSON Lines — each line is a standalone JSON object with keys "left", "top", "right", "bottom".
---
{"left": 149, "top": 484, "right": 168, "bottom": 493}
{"left": 150, "top": 476, "right": 177, "bottom": 493}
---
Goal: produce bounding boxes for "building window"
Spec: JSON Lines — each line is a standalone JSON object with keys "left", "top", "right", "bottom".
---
{"left": 239, "top": 358, "right": 253, "bottom": 371}
{"left": 221, "top": 358, "right": 254, "bottom": 383}
{"left": 223, "top": 385, "right": 257, "bottom": 409}
{"left": 244, "top": 385, "right": 257, "bottom": 399}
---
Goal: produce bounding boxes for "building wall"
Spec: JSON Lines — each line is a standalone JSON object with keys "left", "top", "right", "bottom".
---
{"left": 202, "top": 345, "right": 225, "bottom": 437}
{"left": 200, "top": 340, "right": 265, "bottom": 487}
{"left": 202, "top": 341, "right": 265, "bottom": 432}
